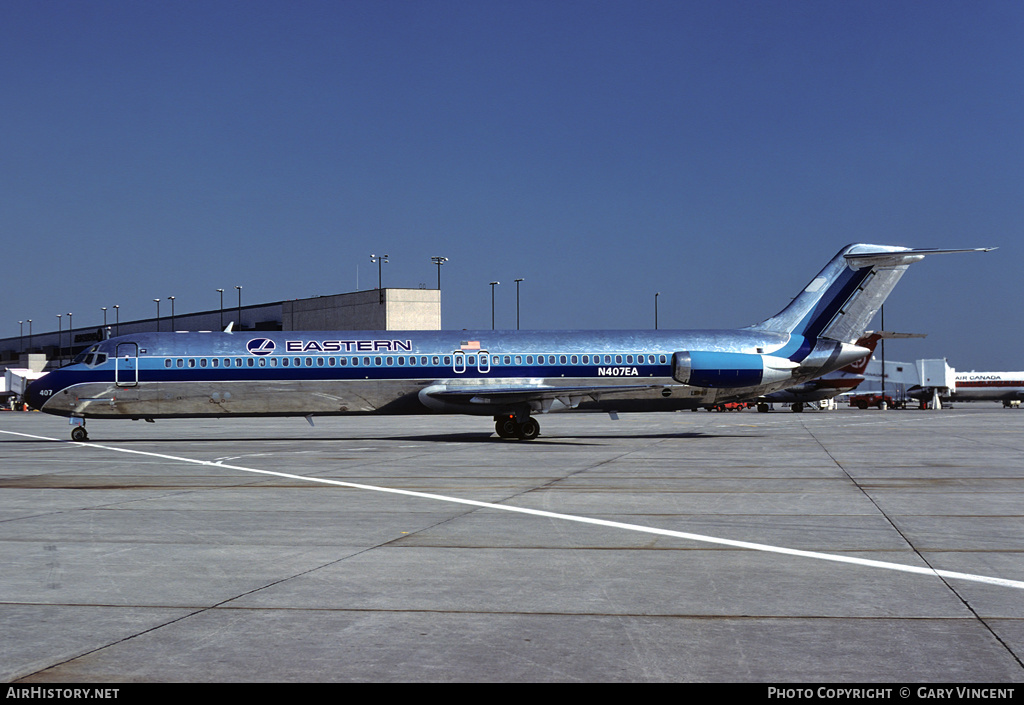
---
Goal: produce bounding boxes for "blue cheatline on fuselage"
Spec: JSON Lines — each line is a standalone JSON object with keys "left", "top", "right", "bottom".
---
{"left": 25, "top": 242, "right": 993, "bottom": 441}
{"left": 27, "top": 328, "right": 797, "bottom": 392}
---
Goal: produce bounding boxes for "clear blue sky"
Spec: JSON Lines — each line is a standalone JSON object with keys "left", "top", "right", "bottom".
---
{"left": 2, "top": 0, "right": 1021, "bottom": 369}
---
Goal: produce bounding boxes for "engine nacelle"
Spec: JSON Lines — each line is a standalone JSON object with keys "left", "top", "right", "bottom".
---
{"left": 672, "top": 351, "right": 799, "bottom": 388}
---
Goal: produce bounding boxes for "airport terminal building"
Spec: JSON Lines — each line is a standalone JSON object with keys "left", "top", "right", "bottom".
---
{"left": 1, "top": 289, "right": 440, "bottom": 403}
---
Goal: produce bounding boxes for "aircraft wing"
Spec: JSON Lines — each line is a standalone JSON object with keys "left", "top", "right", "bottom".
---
{"left": 807, "top": 376, "right": 863, "bottom": 390}
{"left": 423, "top": 382, "right": 666, "bottom": 412}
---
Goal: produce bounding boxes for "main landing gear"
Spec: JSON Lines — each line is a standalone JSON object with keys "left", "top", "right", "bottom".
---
{"left": 494, "top": 414, "right": 540, "bottom": 441}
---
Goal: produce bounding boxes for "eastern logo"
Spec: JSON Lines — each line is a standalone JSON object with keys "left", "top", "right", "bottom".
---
{"left": 284, "top": 338, "right": 413, "bottom": 353}
{"left": 246, "top": 338, "right": 276, "bottom": 355}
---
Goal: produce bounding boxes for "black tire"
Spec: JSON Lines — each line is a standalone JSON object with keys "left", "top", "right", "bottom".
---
{"left": 495, "top": 418, "right": 517, "bottom": 439}
{"left": 516, "top": 417, "right": 540, "bottom": 441}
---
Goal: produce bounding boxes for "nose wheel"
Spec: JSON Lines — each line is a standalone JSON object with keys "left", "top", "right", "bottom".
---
{"left": 71, "top": 425, "right": 89, "bottom": 442}
{"left": 494, "top": 415, "right": 540, "bottom": 441}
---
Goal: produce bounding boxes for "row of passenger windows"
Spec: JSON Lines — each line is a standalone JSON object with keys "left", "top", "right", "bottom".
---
{"left": 162, "top": 353, "right": 670, "bottom": 369}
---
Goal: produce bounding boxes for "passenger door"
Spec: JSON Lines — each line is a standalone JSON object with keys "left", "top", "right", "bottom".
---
{"left": 115, "top": 342, "right": 139, "bottom": 387}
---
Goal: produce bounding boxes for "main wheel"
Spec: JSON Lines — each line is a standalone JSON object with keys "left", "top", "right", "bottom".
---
{"left": 516, "top": 417, "right": 540, "bottom": 441}
{"left": 495, "top": 417, "right": 518, "bottom": 438}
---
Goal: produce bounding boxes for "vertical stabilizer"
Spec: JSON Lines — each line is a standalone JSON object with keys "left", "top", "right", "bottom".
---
{"left": 750, "top": 244, "right": 993, "bottom": 344}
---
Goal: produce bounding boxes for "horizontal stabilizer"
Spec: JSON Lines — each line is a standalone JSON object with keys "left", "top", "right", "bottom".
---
{"left": 844, "top": 247, "right": 995, "bottom": 269}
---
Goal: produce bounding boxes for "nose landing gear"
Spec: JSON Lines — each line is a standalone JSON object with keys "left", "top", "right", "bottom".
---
{"left": 494, "top": 414, "right": 540, "bottom": 441}
{"left": 70, "top": 423, "right": 89, "bottom": 442}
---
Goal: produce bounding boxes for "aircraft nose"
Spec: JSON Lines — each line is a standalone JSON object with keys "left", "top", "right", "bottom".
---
{"left": 25, "top": 374, "right": 52, "bottom": 411}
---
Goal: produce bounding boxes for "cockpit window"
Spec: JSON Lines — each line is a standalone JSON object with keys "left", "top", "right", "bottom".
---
{"left": 74, "top": 346, "right": 108, "bottom": 367}
{"left": 73, "top": 345, "right": 97, "bottom": 365}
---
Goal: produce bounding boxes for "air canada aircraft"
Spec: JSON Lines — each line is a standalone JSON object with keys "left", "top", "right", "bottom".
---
{"left": 26, "top": 243, "right": 991, "bottom": 441}
{"left": 908, "top": 371, "right": 1024, "bottom": 408}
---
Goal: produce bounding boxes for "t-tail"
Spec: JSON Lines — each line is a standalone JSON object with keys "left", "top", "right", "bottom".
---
{"left": 750, "top": 244, "right": 995, "bottom": 344}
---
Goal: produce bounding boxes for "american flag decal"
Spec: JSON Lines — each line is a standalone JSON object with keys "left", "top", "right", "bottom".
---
{"left": 460, "top": 340, "right": 481, "bottom": 351}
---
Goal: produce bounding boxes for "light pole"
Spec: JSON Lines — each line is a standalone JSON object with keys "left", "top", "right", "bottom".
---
{"left": 880, "top": 305, "right": 886, "bottom": 407}
{"left": 67, "top": 313, "right": 73, "bottom": 351}
{"left": 56, "top": 314, "right": 62, "bottom": 366}
{"left": 431, "top": 256, "right": 448, "bottom": 289}
{"left": 514, "top": 278, "right": 524, "bottom": 330}
{"left": 27, "top": 319, "right": 32, "bottom": 352}
{"left": 371, "top": 254, "right": 388, "bottom": 304}
{"left": 153, "top": 299, "right": 161, "bottom": 332}
{"left": 217, "top": 289, "right": 224, "bottom": 330}
{"left": 490, "top": 281, "right": 500, "bottom": 330}
{"left": 18, "top": 321, "right": 23, "bottom": 354}
{"left": 113, "top": 306, "right": 119, "bottom": 337}
{"left": 371, "top": 253, "right": 389, "bottom": 288}
{"left": 235, "top": 286, "right": 242, "bottom": 329}
{"left": 168, "top": 296, "right": 175, "bottom": 331}
{"left": 655, "top": 292, "right": 660, "bottom": 330}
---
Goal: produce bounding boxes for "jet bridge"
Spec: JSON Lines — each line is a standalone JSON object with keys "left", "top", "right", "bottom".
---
{"left": 915, "top": 359, "right": 956, "bottom": 410}
{"left": 3, "top": 368, "right": 45, "bottom": 409}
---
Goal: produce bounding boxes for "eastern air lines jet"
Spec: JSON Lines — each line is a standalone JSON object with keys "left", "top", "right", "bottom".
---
{"left": 27, "top": 244, "right": 991, "bottom": 441}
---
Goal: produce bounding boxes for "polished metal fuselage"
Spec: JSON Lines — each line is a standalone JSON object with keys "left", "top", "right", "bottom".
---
{"left": 27, "top": 328, "right": 855, "bottom": 420}
{"left": 27, "top": 243, "right": 990, "bottom": 430}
